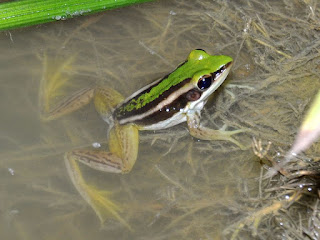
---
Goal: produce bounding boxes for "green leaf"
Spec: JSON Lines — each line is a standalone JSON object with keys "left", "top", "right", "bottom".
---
{"left": 0, "top": 0, "right": 154, "bottom": 31}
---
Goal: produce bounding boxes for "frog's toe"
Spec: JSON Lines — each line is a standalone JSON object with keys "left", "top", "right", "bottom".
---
{"left": 226, "top": 136, "right": 248, "bottom": 150}
{"left": 212, "top": 129, "right": 249, "bottom": 150}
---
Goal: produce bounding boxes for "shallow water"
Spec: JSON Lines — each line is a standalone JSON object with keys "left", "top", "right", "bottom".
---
{"left": 0, "top": 0, "right": 319, "bottom": 239}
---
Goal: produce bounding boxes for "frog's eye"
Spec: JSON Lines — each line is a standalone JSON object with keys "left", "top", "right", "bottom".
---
{"left": 197, "top": 75, "right": 212, "bottom": 90}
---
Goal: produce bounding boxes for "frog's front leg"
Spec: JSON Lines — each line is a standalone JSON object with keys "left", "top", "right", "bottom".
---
{"left": 186, "top": 111, "right": 247, "bottom": 150}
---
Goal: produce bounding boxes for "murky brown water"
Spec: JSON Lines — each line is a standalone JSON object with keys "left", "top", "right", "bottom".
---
{"left": 0, "top": 0, "right": 319, "bottom": 239}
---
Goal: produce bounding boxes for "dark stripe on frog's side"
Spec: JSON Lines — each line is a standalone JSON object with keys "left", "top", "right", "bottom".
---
{"left": 114, "top": 61, "right": 188, "bottom": 117}
{"left": 132, "top": 88, "right": 203, "bottom": 126}
{"left": 114, "top": 76, "right": 192, "bottom": 123}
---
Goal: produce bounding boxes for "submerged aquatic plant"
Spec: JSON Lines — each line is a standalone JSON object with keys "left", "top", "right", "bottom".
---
{"left": 225, "top": 138, "right": 320, "bottom": 239}
{"left": 227, "top": 94, "right": 320, "bottom": 238}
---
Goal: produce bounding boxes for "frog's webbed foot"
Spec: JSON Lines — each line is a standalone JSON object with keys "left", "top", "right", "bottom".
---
{"left": 64, "top": 150, "right": 132, "bottom": 229}
{"left": 187, "top": 112, "right": 248, "bottom": 150}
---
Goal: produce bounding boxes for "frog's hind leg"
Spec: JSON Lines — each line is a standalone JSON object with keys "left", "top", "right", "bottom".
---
{"left": 41, "top": 86, "right": 123, "bottom": 122}
{"left": 65, "top": 122, "right": 139, "bottom": 175}
{"left": 65, "top": 87, "right": 138, "bottom": 226}
{"left": 69, "top": 87, "right": 138, "bottom": 174}
{"left": 41, "top": 87, "right": 95, "bottom": 121}
{"left": 64, "top": 123, "right": 139, "bottom": 226}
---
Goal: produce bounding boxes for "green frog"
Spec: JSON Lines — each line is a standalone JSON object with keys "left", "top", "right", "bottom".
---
{"left": 44, "top": 49, "right": 245, "bottom": 222}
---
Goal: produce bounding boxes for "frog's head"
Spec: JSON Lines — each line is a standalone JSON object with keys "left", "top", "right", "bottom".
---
{"left": 184, "top": 49, "right": 233, "bottom": 111}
